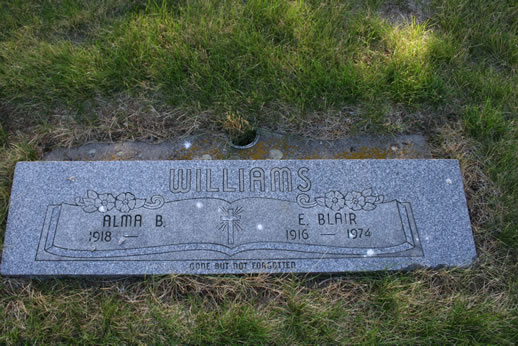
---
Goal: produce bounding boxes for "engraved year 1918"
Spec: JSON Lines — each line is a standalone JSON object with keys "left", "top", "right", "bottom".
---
{"left": 89, "top": 231, "right": 112, "bottom": 242}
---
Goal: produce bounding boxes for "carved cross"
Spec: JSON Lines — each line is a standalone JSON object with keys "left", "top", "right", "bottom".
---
{"left": 220, "top": 208, "right": 241, "bottom": 245}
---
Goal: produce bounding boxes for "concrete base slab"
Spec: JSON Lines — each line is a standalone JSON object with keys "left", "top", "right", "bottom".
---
{"left": 43, "top": 130, "right": 431, "bottom": 161}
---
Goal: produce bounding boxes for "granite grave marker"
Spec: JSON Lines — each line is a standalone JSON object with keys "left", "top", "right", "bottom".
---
{"left": 1, "top": 160, "right": 476, "bottom": 276}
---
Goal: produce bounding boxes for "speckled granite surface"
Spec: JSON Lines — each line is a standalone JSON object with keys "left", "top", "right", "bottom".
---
{"left": 1, "top": 158, "right": 475, "bottom": 276}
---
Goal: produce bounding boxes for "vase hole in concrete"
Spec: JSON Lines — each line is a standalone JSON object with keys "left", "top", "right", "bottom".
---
{"left": 228, "top": 129, "right": 259, "bottom": 149}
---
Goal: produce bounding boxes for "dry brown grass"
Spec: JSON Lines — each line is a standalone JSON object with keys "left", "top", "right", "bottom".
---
{"left": 1, "top": 267, "right": 515, "bottom": 343}
{"left": 433, "top": 122, "right": 499, "bottom": 234}
{"left": 5, "top": 94, "right": 215, "bottom": 149}
{"left": 4, "top": 95, "right": 445, "bottom": 153}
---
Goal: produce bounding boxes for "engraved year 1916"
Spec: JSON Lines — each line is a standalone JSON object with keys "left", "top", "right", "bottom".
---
{"left": 286, "top": 229, "right": 309, "bottom": 241}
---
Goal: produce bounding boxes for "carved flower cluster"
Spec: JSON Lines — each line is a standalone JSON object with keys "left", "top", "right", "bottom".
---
{"left": 75, "top": 191, "right": 146, "bottom": 213}
{"left": 316, "top": 188, "right": 383, "bottom": 211}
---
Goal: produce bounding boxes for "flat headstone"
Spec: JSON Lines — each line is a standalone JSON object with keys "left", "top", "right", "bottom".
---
{"left": 1, "top": 160, "right": 476, "bottom": 276}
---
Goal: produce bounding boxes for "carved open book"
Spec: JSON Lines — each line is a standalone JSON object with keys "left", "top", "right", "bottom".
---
{"left": 36, "top": 191, "right": 423, "bottom": 261}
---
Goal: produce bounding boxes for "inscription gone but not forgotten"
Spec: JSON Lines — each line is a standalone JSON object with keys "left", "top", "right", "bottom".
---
{"left": 1, "top": 160, "right": 476, "bottom": 276}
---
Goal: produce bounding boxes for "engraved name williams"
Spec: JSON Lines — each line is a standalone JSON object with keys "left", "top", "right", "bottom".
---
{"left": 170, "top": 167, "right": 312, "bottom": 193}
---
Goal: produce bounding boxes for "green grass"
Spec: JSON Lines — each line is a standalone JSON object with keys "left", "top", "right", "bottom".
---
{"left": 0, "top": 0, "right": 517, "bottom": 343}
{"left": 0, "top": 0, "right": 453, "bottom": 114}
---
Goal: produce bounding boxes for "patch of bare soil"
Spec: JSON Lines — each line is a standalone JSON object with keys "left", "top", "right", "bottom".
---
{"left": 378, "top": 0, "right": 431, "bottom": 25}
